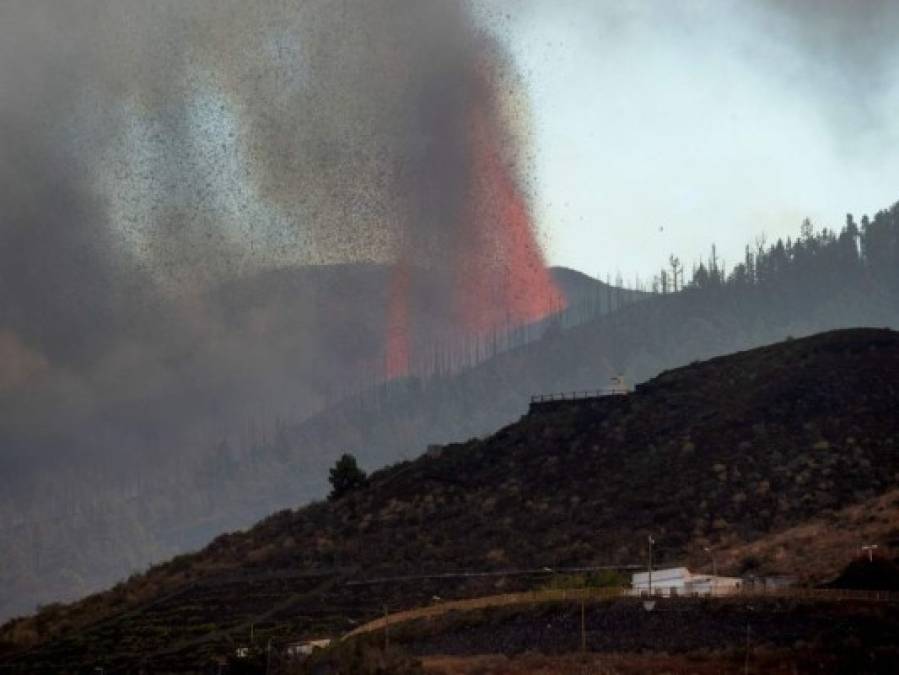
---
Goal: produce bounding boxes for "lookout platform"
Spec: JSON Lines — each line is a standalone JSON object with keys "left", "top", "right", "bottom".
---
{"left": 528, "top": 377, "right": 631, "bottom": 414}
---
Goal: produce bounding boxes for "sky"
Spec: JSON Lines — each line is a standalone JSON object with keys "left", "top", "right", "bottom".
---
{"left": 488, "top": 0, "right": 899, "bottom": 280}
{"left": 3, "top": 0, "right": 897, "bottom": 293}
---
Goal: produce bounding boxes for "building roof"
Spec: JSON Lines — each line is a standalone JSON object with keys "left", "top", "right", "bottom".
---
{"left": 632, "top": 567, "right": 742, "bottom": 585}
{"left": 632, "top": 567, "right": 691, "bottom": 583}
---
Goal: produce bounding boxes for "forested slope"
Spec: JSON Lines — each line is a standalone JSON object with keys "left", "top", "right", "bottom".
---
{"left": 3, "top": 328, "right": 898, "bottom": 672}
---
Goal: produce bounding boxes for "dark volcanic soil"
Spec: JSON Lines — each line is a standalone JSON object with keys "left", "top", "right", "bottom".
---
{"left": 396, "top": 597, "right": 899, "bottom": 659}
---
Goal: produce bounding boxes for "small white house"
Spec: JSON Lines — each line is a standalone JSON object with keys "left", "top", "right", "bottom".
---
{"left": 631, "top": 567, "right": 743, "bottom": 596}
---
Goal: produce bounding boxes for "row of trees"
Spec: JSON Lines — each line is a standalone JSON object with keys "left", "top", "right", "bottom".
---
{"left": 652, "top": 201, "right": 899, "bottom": 296}
{"left": 343, "top": 201, "right": 899, "bottom": 420}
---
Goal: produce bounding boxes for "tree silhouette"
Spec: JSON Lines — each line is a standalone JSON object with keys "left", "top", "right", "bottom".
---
{"left": 669, "top": 255, "right": 682, "bottom": 292}
{"left": 328, "top": 453, "right": 367, "bottom": 500}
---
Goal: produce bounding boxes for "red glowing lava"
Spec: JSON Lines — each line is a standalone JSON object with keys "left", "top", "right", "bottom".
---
{"left": 385, "top": 259, "right": 411, "bottom": 379}
{"left": 457, "top": 80, "right": 563, "bottom": 334}
{"left": 383, "top": 44, "right": 565, "bottom": 380}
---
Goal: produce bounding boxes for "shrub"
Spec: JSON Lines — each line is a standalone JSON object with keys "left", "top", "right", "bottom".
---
{"left": 328, "top": 454, "right": 367, "bottom": 501}
{"left": 294, "top": 639, "right": 423, "bottom": 674}
{"left": 739, "top": 555, "right": 761, "bottom": 574}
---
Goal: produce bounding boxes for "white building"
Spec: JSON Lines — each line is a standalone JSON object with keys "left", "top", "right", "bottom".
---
{"left": 284, "top": 638, "right": 332, "bottom": 659}
{"left": 631, "top": 567, "right": 743, "bottom": 596}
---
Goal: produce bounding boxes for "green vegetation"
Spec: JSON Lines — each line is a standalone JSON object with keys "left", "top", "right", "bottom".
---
{"left": 329, "top": 453, "right": 367, "bottom": 500}
{"left": 539, "top": 570, "right": 627, "bottom": 591}
{"left": 295, "top": 639, "right": 423, "bottom": 675}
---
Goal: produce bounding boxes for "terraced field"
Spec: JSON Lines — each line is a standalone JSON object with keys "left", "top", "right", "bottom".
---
{"left": 2, "top": 570, "right": 562, "bottom": 672}
{"left": 4, "top": 329, "right": 899, "bottom": 672}
{"left": 3, "top": 573, "right": 334, "bottom": 671}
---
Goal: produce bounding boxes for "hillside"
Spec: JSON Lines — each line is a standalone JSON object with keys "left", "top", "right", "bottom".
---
{"left": 4, "top": 200, "right": 897, "bottom": 625}
{"left": 3, "top": 328, "right": 899, "bottom": 672}
{"left": 267, "top": 205, "right": 899, "bottom": 484}
{"left": 0, "top": 263, "right": 631, "bottom": 622}
{"left": 396, "top": 597, "right": 899, "bottom": 674}
{"left": 263, "top": 255, "right": 899, "bottom": 491}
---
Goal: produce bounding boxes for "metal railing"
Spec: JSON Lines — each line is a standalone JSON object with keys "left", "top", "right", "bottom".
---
{"left": 529, "top": 389, "right": 628, "bottom": 404}
{"left": 345, "top": 564, "right": 641, "bottom": 587}
{"left": 631, "top": 585, "right": 899, "bottom": 602}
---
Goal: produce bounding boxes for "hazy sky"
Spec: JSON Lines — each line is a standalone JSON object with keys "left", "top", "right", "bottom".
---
{"left": 489, "top": 0, "right": 899, "bottom": 279}
{"left": 5, "top": 0, "right": 896, "bottom": 288}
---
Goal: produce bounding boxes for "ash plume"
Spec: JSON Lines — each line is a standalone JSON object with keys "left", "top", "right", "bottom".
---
{"left": 0, "top": 1, "right": 560, "bottom": 468}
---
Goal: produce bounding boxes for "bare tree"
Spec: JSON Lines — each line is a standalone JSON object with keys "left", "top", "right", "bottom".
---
{"left": 669, "top": 255, "right": 682, "bottom": 292}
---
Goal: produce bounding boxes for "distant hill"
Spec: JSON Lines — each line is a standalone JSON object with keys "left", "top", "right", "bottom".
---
{"left": 551, "top": 266, "right": 605, "bottom": 300}
{"left": 551, "top": 265, "right": 643, "bottom": 312}
{"left": 0, "top": 262, "right": 634, "bottom": 623}
{"left": 3, "top": 328, "right": 898, "bottom": 672}
{"left": 1, "top": 199, "right": 896, "bottom": 628}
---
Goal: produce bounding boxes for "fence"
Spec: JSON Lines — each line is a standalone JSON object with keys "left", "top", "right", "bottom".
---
{"left": 632, "top": 585, "right": 899, "bottom": 602}
{"left": 345, "top": 564, "right": 642, "bottom": 587}
{"left": 343, "top": 585, "right": 899, "bottom": 640}
{"left": 529, "top": 389, "right": 628, "bottom": 404}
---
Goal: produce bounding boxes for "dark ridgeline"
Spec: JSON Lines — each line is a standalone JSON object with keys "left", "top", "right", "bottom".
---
{"left": 656, "top": 209, "right": 899, "bottom": 301}
{"left": 276, "top": 201, "right": 899, "bottom": 475}
{"left": 2, "top": 0, "right": 898, "bottom": 631}
{"left": 2, "top": 327, "right": 898, "bottom": 671}
{"left": 1, "top": 201, "right": 898, "bottom": 624}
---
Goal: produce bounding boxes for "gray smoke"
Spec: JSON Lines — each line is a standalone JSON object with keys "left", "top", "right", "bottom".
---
{"left": 0, "top": 0, "right": 540, "bottom": 476}
{"left": 756, "top": 0, "right": 899, "bottom": 140}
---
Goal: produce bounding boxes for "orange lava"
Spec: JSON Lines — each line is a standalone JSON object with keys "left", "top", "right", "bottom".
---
{"left": 455, "top": 65, "right": 563, "bottom": 334}
{"left": 385, "top": 260, "right": 411, "bottom": 379}
{"left": 383, "top": 51, "right": 564, "bottom": 380}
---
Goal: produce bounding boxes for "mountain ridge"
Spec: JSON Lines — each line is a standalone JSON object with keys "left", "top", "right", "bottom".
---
{"left": 3, "top": 328, "right": 898, "bottom": 671}
{"left": 0, "top": 263, "right": 632, "bottom": 622}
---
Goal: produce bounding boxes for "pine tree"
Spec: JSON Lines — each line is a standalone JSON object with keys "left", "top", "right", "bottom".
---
{"left": 328, "top": 454, "right": 367, "bottom": 500}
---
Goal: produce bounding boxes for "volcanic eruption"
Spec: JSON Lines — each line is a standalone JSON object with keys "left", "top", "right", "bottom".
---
{"left": 122, "top": 0, "right": 566, "bottom": 380}
{"left": 0, "top": 0, "right": 564, "bottom": 393}
{"left": 371, "top": 7, "right": 565, "bottom": 378}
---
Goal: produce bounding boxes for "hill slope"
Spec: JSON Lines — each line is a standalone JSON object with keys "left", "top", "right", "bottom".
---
{"left": 3, "top": 201, "right": 897, "bottom": 626}
{"left": 3, "top": 328, "right": 899, "bottom": 671}
{"left": 0, "top": 264, "right": 634, "bottom": 622}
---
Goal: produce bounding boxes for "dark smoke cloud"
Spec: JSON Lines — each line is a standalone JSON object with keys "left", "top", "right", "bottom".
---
{"left": 756, "top": 0, "right": 899, "bottom": 135}
{"left": 0, "top": 0, "right": 551, "bottom": 475}
{"left": 0, "top": 0, "right": 530, "bottom": 278}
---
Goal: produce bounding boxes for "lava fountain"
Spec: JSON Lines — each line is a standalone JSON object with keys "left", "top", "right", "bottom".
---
{"left": 56, "top": 0, "right": 566, "bottom": 382}
{"left": 458, "top": 57, "right": 562, "bottom": 334}
{"left": 384, "top": 35, "right": 564, "bottom": 379}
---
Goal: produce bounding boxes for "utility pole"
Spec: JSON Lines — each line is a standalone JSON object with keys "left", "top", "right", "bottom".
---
{"left": 704, "top": 546, "right": 717, "bottom": 595}
{"left": 861, "top": 544, "right": 878, "bottom": 562}
{"left": 744, "top": 623, "right": 751, "bottom": 675}
{"left": 704, "top": 546, "right": 718, "bottom": 577}
{"left": 647, "top": 535, "right": 655, "bottom": 595}
{"left": 580, "top": 597, "right": 586, "bottom": 654}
